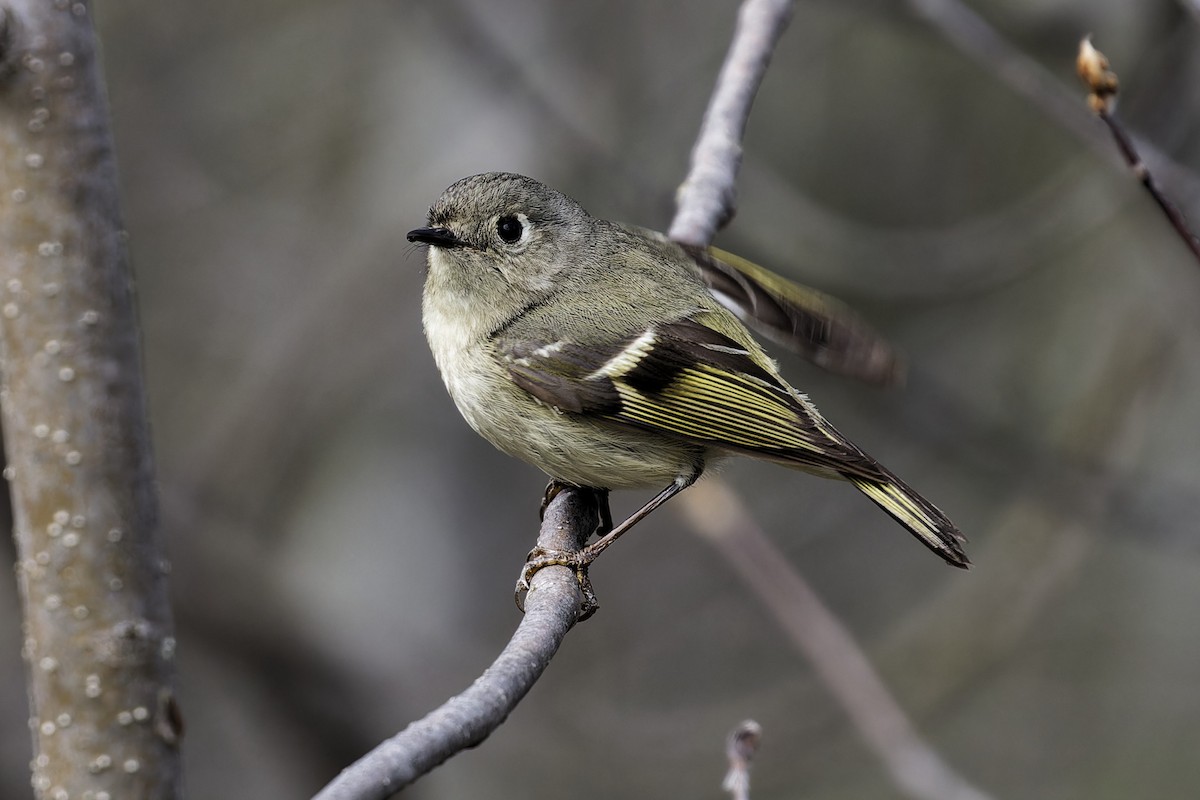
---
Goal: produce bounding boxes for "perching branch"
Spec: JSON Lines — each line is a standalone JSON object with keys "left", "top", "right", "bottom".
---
{"left": 312, "top": 487, "right": 600, "bottom": 800}
{"left": 668, "top": 0, "right": 794, "bottom": 247}
{"left": 1075, "top": 36, "right": 1200, "bottom": 266}
{"left": 0, "top": 2, "right": 182, "bottom": 798}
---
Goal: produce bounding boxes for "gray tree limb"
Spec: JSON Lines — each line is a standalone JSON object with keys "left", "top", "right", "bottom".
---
{"left": 0, "top": 1, "right": 182, "bottom": 798}
{"left": 668, "top": 0, "right": 794, "bottom": 247}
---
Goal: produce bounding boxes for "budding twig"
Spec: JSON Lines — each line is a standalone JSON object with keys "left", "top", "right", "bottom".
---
{"left": 1076, "top": 36, "right": 1200, "bottom": 266}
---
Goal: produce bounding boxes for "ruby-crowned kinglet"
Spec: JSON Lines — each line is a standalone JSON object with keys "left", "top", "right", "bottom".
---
{"left": 409, "top": 172, "right": 968, "bottom": 584}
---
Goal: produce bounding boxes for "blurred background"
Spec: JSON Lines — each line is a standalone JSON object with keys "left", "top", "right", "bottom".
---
{"left": 3, "top": 0, "right": 1200, "bottom": 797}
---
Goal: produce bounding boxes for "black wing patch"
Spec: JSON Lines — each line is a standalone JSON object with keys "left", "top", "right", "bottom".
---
{"left": 501, "top": 319, "right": 781, "bottom": 413}
{"left": 496, "top": 318, "right": 856, "bottom": 469}
{"left": 504, "top": 339, "right": 622, "bottom": 414}
{"left": 620, "top": 319, "right": 779, "bottom": 395}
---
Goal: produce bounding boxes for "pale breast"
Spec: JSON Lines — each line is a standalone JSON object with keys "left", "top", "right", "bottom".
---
{"left": 424, "top": 307, "right": 702, "bottom": 488}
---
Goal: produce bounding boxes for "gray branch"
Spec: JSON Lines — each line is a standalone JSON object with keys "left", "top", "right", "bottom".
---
{"left": 312, "top": 488, "right": 599, "bottom": 800}
{"left": 0, "top": 1, "right": 182, "bottom": 798}
{"left": 668, "top": 0, "right": 794, "bottom": 247}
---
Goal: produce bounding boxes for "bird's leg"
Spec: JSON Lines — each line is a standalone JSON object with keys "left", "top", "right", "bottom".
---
{"left": 539, "top": 478, "right": 573, "bottom": 521}
{"left": 580, "top": 471, "right": 695, "bottom": 561}
{"left": 516, "top": 471, "right": 697, "bottom": 620}
{"left": 595, "top": 488, "right": 613, "bottom": 535}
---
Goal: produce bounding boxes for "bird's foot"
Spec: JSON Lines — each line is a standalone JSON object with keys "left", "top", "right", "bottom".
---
{"left": 514, "top": 545, "right": 600, "bottom": 622}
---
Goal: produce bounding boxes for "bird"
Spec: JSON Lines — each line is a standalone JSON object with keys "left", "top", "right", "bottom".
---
{"left": 408, "top": 172, "right": 967, "bottom": 610}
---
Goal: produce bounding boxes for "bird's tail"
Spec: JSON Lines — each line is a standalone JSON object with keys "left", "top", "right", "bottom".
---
{"left": 844, "top": 464, "right": 969, "bottom": 568}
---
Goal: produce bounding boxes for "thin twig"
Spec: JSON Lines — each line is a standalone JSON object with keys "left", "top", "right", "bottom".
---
{"left": 681, "top": 483, "right": 994, "bottom": 800}
{"left": 722, "top": 720, "right": 763, "bottom": 800}
{"left": 311, "top": 488, "right": 599, "bottom": 800}
{"left": 668, "top": 0, "right": 795, "bottom": 246}
{"left": 1076, "top": 36, "right": 1200, "bottom": 266}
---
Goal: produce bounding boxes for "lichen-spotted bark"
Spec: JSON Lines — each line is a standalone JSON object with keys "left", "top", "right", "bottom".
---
{"left": 0, "top": 2, "right": 182, "bottom": 798}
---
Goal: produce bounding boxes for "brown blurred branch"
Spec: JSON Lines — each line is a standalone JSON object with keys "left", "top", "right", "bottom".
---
{"left": 872, "top": 314, "right": 1169, "bottom": 742}
{"left": 669, "top": 0, "right": 794, "bottom": 246}
{"left": 664, "top": 0, "right": 973, "bottom": 791}
{"left": 1076, "top": 37, "right": 1200, "bottom": 266}
{"left": 681, "top": 484, "right": 994, "bottom": 800}
{"left": 664, "top": 3, "right": 988, "bottom": 796}
{"left": 311, "top": 487, "right": 599, "bottom": 800}
{"left": 0, "top": 2, "right": 182, "bottom": 798}
{"left": 1186, "top": 0, "right": 1200, "bottom": 26}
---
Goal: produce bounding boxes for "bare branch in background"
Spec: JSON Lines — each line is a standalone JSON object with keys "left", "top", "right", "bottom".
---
{"left": 669, "top": 0, "right": 794, "bottom": 246}
{"left": 311, "top": 487, "right": 600, "bottom": 800}
{"left": 681, "top": 484, "right": 995, "bottom": 800}
{"left": 0, "top": 1, "right": 181, "bottom": 797}
{"left": 904, "top": 0, "right": 1200, "bottom": 205}
{"left": 1184, "top": 0, "right": 1200, "bottom": 26}
{"left": 1076, "top": 36, "right": 1200, "bottom": 266}
{"left": 664, "top": 2, "right": 988, "bottom": 796}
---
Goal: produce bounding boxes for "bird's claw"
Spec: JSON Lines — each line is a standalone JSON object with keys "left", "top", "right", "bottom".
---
{"left": 539, "top": 480, "right": 572, "bottom": 521}
{"left": 514, "top": 546, "right": 600, "bottom": 621}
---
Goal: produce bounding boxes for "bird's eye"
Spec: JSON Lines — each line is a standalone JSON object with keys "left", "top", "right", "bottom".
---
{"left": 496, "top": 215, "right": 524, "bottom": 244}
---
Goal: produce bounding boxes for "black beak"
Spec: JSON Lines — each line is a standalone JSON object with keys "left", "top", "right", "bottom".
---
{"left": 407, "top": 227, "right": 467, "bottom": 248}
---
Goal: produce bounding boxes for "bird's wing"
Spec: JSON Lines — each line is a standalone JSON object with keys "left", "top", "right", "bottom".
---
{"left": 496, "top": 312, "right": 869, "bottom": 477}
{"left": 686, "top": 245, "right": 904, "bottom": 386}
{"left": 497, "top": 310, "right": 969, "bottom": 568}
